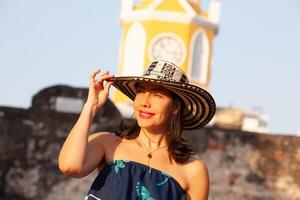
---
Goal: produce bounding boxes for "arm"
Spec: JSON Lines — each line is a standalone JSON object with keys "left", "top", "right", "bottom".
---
{"left": 58, "top": 69, "right": 114, "bottom": 178}
{"left": 185, "top": 160, "right": 209, "bottom": 200}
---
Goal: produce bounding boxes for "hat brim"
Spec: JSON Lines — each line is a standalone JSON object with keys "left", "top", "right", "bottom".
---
{"left": 108, "top": 76, "right": 216, "bottom": 130}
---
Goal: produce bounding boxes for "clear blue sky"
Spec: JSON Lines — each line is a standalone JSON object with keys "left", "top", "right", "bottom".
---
{"left": 0, "top": 0, "right": 299, "bottom": 135}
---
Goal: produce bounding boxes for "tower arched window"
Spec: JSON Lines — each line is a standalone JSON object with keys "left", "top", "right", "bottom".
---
{"left": 189, "top": 30, "right": 209, "bottom": 85}
{"left": 122, "top": 23, "right": 146, "bottom": 76}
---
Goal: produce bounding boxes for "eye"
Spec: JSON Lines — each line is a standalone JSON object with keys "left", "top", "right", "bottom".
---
{"left": 153, "top": 92, "right": 163, "bottom": 98}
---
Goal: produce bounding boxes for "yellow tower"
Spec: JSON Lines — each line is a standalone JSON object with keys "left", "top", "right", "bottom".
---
{"left": 114, "top": 0, "right": 221, "bottom": 117}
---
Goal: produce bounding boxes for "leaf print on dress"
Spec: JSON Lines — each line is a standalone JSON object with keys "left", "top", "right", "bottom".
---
{"left": 113, "top": 160, "right": 127, "bottom": 173}
{"left": 136, "top": 181, "right": 156, "bottom": 200}
{"left": 156, "top": 172, "right": 170, "bottom": 186}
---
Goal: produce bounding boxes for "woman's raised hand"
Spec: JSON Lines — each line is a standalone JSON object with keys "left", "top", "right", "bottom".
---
{"left": 85, "top": 69, "right": 115, "bottom": 115}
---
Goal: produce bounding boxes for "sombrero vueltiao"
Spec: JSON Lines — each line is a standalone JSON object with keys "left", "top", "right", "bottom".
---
{"left": 109, "top": 60, "right": 216, "bottom": 130}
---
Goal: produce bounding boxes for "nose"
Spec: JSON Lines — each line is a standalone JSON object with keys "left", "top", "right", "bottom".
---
{"left": 140, "top": 92, "right": 151, "bottom": 107}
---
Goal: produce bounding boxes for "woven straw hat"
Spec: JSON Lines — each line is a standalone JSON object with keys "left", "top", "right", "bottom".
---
{"left": 109, "top": 60, "right": 216, "bottom": 130}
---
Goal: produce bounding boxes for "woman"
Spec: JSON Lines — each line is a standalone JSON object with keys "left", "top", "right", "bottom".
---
{"left": 58, "top": 60, "right": 216, "bottom": 200}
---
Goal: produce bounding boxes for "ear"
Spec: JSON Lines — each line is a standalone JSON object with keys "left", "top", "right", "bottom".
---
{"left": 172, "top": 107, "right": 179, "bottom": 115}
{"left": 171, "top": 101, "right": 180, "bottom": 115}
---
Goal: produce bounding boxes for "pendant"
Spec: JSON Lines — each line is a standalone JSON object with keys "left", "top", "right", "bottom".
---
{"left": 147, "top": 153, "right": 152, "bottom": 159}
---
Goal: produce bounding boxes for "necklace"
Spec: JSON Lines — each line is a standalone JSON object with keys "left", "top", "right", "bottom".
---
{"left": 141, "top": 128, "right": 160, "bottom": 145}
{"left": 137, "top": 130, "right": 168, "bottom": 166}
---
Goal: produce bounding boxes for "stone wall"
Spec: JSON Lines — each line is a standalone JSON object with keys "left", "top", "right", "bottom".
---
{"left": 0, "top": 85, "right": 122, "bottom": 200}
{"left": 184, "top": 128, "right": 300, "bottom": 200}
{"left": 0, "top": 85, "right": 299, "bottom": 200}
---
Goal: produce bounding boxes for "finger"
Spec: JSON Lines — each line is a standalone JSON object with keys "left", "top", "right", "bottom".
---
{"left": 102, "top": 70, "right": 109, "bottom": 75}
{"left": 95, "top": 74, "right": 114, "bottom": 84}
{"left": 89, "top": 69, "right": 101, "bottom": 86}
{"left": 90, "top": 69, "right": 101, "bottom": 80}
{"left": 106, "top": 74, "right": 115, "bottom": 82}
{"left": 104, "top": 80, "right": 114, "bottom": 95}
{"left": 94, "top": 75, "right": 114, "bottom": 90}
{"left": 93, "top": 73, "right": 114, "bottom": 100}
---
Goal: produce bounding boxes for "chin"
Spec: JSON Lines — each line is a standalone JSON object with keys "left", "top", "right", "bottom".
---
{"left": 137, "top": 120, "right": 166, "bottom": 131}
{"left": 136, "top": 119, "right": 155, "bottom": 128}
{"left": 137, "top": 120, "right": 153, "bottom": 128}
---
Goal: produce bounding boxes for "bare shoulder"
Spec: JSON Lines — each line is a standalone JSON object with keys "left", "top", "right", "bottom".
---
{"left": 183, "top": 156, "right": 209, "bottom": 200}
{"left": 184, "top": 156, "right": 208, "bottom": 176}
{"left": 88, "top": 132, "right": 122, "bottom": 167}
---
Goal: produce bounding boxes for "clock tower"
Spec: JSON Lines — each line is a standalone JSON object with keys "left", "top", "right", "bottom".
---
{"left": 113, "top": 0, "right": 221, "bottom": 117}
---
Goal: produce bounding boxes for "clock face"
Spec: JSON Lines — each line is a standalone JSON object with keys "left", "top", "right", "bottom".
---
{"left": 149, "top": 34, "right": 186, "bottom": 66}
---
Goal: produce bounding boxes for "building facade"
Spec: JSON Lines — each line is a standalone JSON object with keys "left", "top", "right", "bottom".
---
{"left": 113, "top": 0, "right": 220, "bottom": 117}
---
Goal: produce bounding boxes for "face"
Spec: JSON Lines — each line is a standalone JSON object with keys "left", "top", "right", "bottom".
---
{"left": 134, "top": 82, "right": 178, "bottom": 132}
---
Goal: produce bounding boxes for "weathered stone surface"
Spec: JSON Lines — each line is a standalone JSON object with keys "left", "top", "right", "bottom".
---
{"left": 184, "top": 128, "right": 300, "bottom": 200}
{"left": 1, "top": 85, "right": 300, "bottom": 200}
{"left": 0, "top": 85, "right": 122, "bottom": 200}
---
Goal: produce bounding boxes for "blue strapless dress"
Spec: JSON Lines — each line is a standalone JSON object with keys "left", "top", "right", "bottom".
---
{"left": 85, "top": 160, "right": 186, "bottom": 200}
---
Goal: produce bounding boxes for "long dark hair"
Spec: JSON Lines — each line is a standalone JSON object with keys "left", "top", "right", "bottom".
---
{"left": 115, "top": 96, "right": 195, "bottom": 164}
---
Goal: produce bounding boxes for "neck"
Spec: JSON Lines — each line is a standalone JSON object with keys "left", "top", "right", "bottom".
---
{"left": 139, "top": 128, "right": 168, "bottom": 149}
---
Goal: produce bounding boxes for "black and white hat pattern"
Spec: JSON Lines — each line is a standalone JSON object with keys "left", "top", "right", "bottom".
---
{"left": 144, "top": 61, "right": 188, "bottom": 83}
{"left": 109, "top": 60, "right": 216, "bottom": 130}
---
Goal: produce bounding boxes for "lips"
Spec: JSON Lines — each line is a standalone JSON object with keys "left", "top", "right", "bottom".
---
{"left": 139, "top": 110, "right": 155, "bottom": 119}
